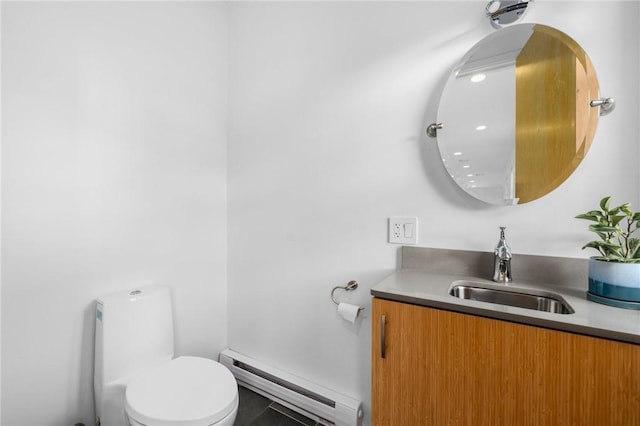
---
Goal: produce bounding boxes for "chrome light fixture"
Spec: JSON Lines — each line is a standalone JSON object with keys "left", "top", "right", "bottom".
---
{"left": 486, "top": 0, "right": 533, "bottom": 29}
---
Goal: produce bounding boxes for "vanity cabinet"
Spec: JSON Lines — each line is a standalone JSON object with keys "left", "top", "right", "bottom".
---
{"left": 371, "top": 297, "right": 640, "bottom": 426}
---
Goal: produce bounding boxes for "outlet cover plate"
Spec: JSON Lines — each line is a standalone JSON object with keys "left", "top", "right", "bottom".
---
{"left": 388, "top": 217, "right": 417, "bottom": 244}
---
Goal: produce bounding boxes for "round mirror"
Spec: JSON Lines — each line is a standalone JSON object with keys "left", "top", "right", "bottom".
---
{"left": 435, "top": 24, "right": 600, "bottom": 205}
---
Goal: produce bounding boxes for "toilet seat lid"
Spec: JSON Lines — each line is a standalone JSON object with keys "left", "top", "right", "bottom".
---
{"left": 125, "top": 356, "right": 238, "bottom": 426}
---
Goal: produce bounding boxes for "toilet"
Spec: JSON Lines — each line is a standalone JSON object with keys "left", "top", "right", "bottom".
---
{"left": 94, "top": 286, "right": 238, "bottom": 426}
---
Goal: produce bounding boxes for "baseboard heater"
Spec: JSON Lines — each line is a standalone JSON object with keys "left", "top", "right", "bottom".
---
{"left": 219, "top": 348, "right": 363, "bottom": 426}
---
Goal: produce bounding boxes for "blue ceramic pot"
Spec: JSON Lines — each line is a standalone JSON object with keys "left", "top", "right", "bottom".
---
{"left": 587, "top": 258, "right": 640, "bottom": 309}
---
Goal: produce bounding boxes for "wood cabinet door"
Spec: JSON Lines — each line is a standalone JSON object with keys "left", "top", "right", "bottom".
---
{"left": 371, "top": 298, "right": 640, "bottom": 426}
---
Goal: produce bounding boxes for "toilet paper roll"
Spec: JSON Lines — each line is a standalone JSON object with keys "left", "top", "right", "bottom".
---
{"left": 338, "top": 302, "right": 361, "bottom": 323}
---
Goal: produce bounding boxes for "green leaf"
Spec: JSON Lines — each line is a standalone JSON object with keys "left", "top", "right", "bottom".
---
{"left": 581, "top": 241, "right": 601, "bottom": 249}
{"left": 588, "top": 224, "right": 619, "bottom": 233}
{"left": 575, "top": 213, "right": 601, "bottom": 221}
{"left": 603, "top": 248, "right": 624, "bottom": 258}
{"left": 610, "top": 215, "right": 627, "bottom": 227}
{"left": 630, "top": 238, "right": 640, "bottom": 259}
{"left": 621, "top": 207, "right": 633, "bottom": 217}
{"left": 599, "top": 196, "right": 612, "bottom": 211}
{"left": 601, "top": 243, "right": 624, "bottom": 252}
{"left": 581, "top": 241, "right": 622, "bottom": 258}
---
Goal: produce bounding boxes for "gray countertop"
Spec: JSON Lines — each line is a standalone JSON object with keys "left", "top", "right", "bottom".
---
{"left": 371, "top": 247, "right": 640, "bottom": 345}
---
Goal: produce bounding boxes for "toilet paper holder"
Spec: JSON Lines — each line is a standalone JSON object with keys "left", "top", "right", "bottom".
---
{"left": 331, "top": 280, "right": 365, "bottom": 312}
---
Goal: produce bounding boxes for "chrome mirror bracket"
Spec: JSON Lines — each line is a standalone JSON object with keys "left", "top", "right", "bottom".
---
{"left": 590, "top": 97, "right": 616, "bottom": 116}
{"left": 426, "top": 123, "right": 442, "bottom": 138}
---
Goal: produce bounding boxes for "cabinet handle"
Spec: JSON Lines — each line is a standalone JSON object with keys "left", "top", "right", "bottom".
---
{"left": 381, "top": 314, "right": 386, "bottom": 359}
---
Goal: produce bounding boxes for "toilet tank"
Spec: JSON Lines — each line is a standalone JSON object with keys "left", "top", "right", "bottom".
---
{"left": 94, "top": 286, "right": 174, "bottom": 421}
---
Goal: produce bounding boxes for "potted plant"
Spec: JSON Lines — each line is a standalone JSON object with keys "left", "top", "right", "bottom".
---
{"left": 576, "top": 196, "right": 640, "bottom": 309}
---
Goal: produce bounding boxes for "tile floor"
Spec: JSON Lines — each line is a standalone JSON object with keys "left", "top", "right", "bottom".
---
{"left": 234, "top": 385, "right": 323, "bottom": 426}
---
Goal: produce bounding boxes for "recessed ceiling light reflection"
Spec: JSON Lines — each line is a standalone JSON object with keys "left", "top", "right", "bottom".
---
{"left": 453, "top": 152, "right": 462, "bottom": 156}
{"left": 476, "top": 125, "right": 487, "bottom": 131}
{"left": 470, "top": 73, "right": 486, "bottom": 83}
{"left": 463, "top": 165, "right": 470, "bottom": 169}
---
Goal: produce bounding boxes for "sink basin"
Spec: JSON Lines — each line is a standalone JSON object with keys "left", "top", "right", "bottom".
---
{"left": 449, "top": 281, "right": 575, "bottom": 314}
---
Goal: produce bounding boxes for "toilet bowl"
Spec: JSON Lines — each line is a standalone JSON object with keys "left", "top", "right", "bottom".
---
{"left": 94, "top": 286, "right": 238, "bottom": 426}
{"left": 125, "top": 356, "right": 238, "bottom": 426}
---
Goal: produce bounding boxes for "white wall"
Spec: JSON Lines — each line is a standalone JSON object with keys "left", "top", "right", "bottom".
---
{"left": 227, "top": 1, "right": 640, "bottom": 424}
{"left": 0, "top": 2, "right": 3, "bottom": 423}
{"left": 1, "top": 2, "right": 228, "bottom": 425}
{"left": 2, "top": 1, "right": 638, "bottom": 425}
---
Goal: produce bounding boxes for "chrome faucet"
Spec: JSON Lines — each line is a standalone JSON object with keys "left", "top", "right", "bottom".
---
{"left": 493, "top": 226, "right": 512, "bottom": 283}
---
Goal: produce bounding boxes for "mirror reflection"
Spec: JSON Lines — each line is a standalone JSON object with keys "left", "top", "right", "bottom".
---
{"left": 435, "top": 24, "right": 600, "bottom": 205}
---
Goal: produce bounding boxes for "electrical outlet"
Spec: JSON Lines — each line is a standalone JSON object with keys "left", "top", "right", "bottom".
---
{"left": 388, "top": 217, "right": 418, "bottom": 244}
